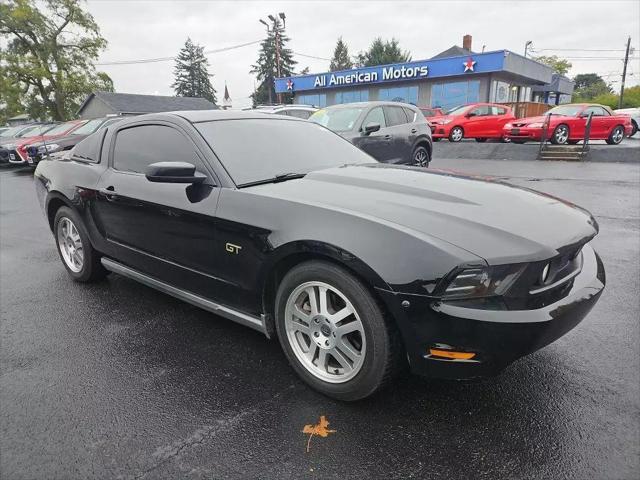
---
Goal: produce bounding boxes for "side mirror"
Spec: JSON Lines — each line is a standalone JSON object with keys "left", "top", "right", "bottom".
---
{"left": 465, "top": 112, "right": 476, "bottom": 118}
{"left": 363, "top": 122, "right": 381, "bottom": 135}
{"left": 145, "top": 162, "right": 206, "bottom": 184}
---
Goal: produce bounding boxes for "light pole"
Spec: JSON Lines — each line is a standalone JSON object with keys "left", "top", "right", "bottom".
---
{"left": 260, "top": 13, "right": 286, "bottom": 104}
{"left": 524, "top": 40, "right": 533, "bottom": 58}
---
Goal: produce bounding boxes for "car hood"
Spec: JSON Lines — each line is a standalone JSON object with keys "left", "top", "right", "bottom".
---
{"left": 247, "top": 164, "right": 598, "bottom": 264}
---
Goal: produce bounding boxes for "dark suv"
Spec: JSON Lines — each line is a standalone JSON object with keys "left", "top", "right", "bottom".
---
{"left": 309, "top": 101, "right": 432, "bottom": 166}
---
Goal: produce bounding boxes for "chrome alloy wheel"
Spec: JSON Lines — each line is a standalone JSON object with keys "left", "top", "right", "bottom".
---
{"left": 450, "top": 127, "right": 463, "bottom": 142}
{"left": 612, "top": 126, "right": 624, "bottom": 144}
{"left": 554, "top": 125, "right": 569, "bottom": 144}
{"left": 284, "top": 281, "right": 366, "bottom": 383}
{"left": 57, "top": 217, "right": 84, "bottom": 273}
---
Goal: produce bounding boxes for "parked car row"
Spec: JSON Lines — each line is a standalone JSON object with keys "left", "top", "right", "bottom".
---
{"left": 418, "top": 101, "right": 634, "bottom": 145}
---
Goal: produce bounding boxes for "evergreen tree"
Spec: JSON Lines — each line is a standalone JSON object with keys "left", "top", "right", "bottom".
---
{"left": 250, "top": 19, "right": 296, "bottom": 106}
{"left": 355, "top": 38, "right": 411, "bottom": 67}
{"left": 330, "top": 37, "right": 353, "bottom": 71}
{"left": 172, "top": 38, "right": 217, "bottom": 104}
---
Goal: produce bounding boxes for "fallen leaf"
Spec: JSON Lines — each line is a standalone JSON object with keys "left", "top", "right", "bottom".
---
{"left": 302, "top": 415, "right": 336, "bottom": 452}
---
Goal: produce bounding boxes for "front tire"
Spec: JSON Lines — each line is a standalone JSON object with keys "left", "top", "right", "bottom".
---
{"left": 449, "top": 126, "right": 464, "bottom": 142}
{"left": 274, "top": 261, "right": 403, "bottom": 401}
{"left": 412, "top": 145, "right": 430, "bottom": 167}
{"left": 551, "top": 124, "right": 570, "bottom": 145}
{"left": 606, "top": 125, "right": 625, "bottom": 145}
{"left": 54, "top": 206, "right": 108, "bottom": 282}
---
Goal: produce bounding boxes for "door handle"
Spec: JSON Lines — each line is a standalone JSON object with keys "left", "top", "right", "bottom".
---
{"left": 411, "top": 128, "right": 417, "bottom": 133}
{"left": 384, "top": 134, "right": 392, "bottom": 140}
{"left": 99, "top": 186, "right": 118, "bottom": 201}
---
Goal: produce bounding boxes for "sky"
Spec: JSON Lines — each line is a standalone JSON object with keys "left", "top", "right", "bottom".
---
{"left": 86, "top": 0, "right": 640, "bottom": 108}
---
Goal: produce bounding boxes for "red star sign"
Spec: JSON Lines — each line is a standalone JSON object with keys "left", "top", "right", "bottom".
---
{"left": 286, "top": 79, "right": 294, "bottom": 90}
{"left": 463, "top": 58, "right": 476, "bottom": 72}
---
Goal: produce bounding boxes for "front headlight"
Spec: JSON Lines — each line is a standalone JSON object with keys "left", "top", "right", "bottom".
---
{"left": 441, "top": 264, "right": 526, "bottom": 300}
{"left": 439, "top": 119, "right": 453, "bottom": 125}
{"left": 527, "top": 122, "right": 544, "bottom": 128}
{"left": 37, "top": 143, "right": 60, "bottom": 154}
{"left": 504, "top": 123, "right": 513, "bottom": 129}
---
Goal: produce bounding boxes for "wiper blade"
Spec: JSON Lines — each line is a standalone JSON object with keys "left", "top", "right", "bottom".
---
{"left": 238, "top": 172, "right": 306, "bottom": 188}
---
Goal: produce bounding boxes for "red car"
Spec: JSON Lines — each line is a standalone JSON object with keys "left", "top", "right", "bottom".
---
{"left": 4, "top": 120, "right": 86, "bottom": 164}
{"left": 503, "top": 103, "right": 633, "bottom": 145}
{"left": 430, "top": 103, "right": 515, "bottom": 142}
{"left": 419, "top": 107, "right": 444, "bottom": 119}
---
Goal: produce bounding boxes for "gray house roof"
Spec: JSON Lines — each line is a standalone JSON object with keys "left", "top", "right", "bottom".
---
{"left": 77, "top": 91, "right": 218, "bottom": 116}
{"left": 431, "top": 45, "right": 475, "bottom": 59}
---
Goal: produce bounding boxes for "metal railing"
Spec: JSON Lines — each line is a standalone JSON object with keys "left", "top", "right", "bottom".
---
{"left": 537, "top": 113, "right": 552, "bottom": 159}
{"left": 581, "top": 112, "right": 593, "bottom": 158}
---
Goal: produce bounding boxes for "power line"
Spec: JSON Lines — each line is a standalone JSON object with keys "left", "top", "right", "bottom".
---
{"left": 293, "top": 51, "right": 330, "bottom": 61}
{"left": 534, "top": 48, "right": 628, "bottom": 52}
{"left": 96, "top": 39, "right": 262, "bottom": 66}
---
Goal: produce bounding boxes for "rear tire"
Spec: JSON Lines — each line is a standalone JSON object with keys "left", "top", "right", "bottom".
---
{"left": 411, "top": 145, "right": 430, "bottom": 167}
{"left": 54, "top": 206, "right": 108, "bottom": 282}
{"left": 274, "top": 261, "right": 403, "bottom": 401}
{"left": 631, "top": 121, "right": 638, "bottom": 137}
{"left": 606, "top": 125, "right": 625, "bottom": 145}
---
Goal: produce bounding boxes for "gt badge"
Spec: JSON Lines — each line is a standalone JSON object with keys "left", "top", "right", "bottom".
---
{"left": 225, "top": 242, "right": 242, "bottom": 254}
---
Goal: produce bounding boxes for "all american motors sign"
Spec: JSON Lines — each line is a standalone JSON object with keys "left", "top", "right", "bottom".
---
{"left": 313, "top": 64, "right": 429, "bottom": 88}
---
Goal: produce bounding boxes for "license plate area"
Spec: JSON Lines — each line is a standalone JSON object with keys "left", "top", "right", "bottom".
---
{"left": 511, "top": 128, "right": 521, "bottom": 135}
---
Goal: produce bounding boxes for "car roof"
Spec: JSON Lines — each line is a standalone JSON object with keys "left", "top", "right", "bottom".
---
{"left": 323, "top": 101, "right": 419, "bottom": 109}
{"left": 111, "top": 109, "right": 309, "bottom": 126}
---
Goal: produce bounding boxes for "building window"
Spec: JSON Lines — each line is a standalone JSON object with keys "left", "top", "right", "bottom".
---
{"left": 431, "top": 81, "right": 480, "bottom": 110}
{"left": 378, "top": 86, "right": 419, "bottom": 105}
{"left": 335, "top": 89, "right": 369, "bottom": 104}
{"left": 296, "top": 93, "right": 326, "bottom": 108}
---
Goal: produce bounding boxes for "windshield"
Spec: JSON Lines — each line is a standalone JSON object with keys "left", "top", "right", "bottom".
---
{"left": 309, "top": 107, "right": 364, "bottom": 132}
{"left": 71, "top": 118, "right": 105, "bottom": 135}
{"left": 43, "top": 121, "right": 81, "bottom": 136}
{"left": 195, "top": 118, "right": 374, "bottom": 186}
{"left": 446, "top": 105, "right": 469, "bottom": 116}
{"left": 1, "top": 126, "right": 27, "bottom": 137}
{"left": 548, "top": 105, "right": 584, "bottom": 116}
{"left": 20, "top": 125, "right": 57, "bottom": 138}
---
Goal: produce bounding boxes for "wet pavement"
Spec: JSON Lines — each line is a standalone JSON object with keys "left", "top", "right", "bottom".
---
{"left": 1, "top": 159, "right": 639, "bottom": 479}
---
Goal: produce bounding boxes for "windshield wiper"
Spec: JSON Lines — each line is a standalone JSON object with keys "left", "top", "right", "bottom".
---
{"left": 238, "top": 172, "right": 307, "bottom": 188}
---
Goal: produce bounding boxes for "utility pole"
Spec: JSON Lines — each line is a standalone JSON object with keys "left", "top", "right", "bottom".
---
{"left": 524, "top": 40, "right": 533, "bottom": 58}
{"left": 260, "top": 13, "right": 286, "bottom": 104}
{"left": 619, "top": 36, "right": 632, "bottom": 109}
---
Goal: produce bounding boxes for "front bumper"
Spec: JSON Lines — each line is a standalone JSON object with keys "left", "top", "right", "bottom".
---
{"left": 431, "top": 124, "right": 452, "bottom": 139}
{"left": 503, "top": 126, "right": 543, "bottom": 142}
{"left": 377, "top": 243, "right": 605, "bottom": 379}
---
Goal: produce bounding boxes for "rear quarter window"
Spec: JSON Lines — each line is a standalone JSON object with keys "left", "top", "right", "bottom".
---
{"left": 71, "top": 129, "right": 107, "bottom": 163}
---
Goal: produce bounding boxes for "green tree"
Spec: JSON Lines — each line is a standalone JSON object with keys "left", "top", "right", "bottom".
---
{"left": 355, "top": 38, "right": 411, "bottom": 67}
{"left": 572, "top": 73, "right": 612, "bottom": 101}
{"left": 172, "top": 38, "right": 217, "bottom": 104}
{"left": 533, "top": 55, "right": 572, "bottom": 76}
{"left": 0, "top": 65, "right": 25, "bottom": 124}
{"left": 0, "top": 0, "right": 113, "bottom": 121}
{"left": 330, "top": 37, "right": 353, "bottom": 71}
{"left": 250, "top": 19, "right": 296, "bottom": 106}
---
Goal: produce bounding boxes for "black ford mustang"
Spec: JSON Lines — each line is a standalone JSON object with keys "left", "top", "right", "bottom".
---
{"left": 34, "top": 110, "right": 605, "bottom": 401}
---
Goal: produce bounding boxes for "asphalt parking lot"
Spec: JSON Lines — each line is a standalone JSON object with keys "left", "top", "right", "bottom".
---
{"left": 1, "top": 158, "right": 639, "bottom": 479}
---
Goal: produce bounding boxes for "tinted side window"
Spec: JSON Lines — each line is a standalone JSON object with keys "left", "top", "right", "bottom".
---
{"left": 113, "top": 125, "right": 203, "bottom": 174}
{"left": 362, "top": 107, "right": 386, "bottom": 128}
{"left": 275, "top": 110, "right": 290, "bottom": 116}
{"left": 470, "top": 106, "right": 490, "bottom": 116}
{"left": 403, "top": 107, "right": 417, "bottom": 122}
{"left": 288, "top": 110, "right": 313, "bottom": 119}
{"left": 384, "top": 106, "right": 409, "bottom": 126}
{"left": 71, "top": 129, "right": 107, "bottom": 163}
{"left": 490, "top": 106, "right": 507, "bottom": 115}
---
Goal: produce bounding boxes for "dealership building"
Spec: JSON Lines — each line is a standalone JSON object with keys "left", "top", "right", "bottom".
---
{"left": 275, "top": 35, "right": 573, "bottom": 111}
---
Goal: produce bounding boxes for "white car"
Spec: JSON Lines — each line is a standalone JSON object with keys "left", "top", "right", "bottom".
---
{"left": 614, "top": 107, "right": 639, "bottom": 137}
{"left": 244, "top": 104, "right": 319, "bottom": 120}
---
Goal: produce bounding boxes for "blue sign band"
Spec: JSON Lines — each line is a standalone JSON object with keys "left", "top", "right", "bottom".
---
{"left": 275, "top": 50, "right": 507, "bottom": 93}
